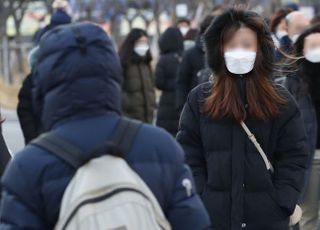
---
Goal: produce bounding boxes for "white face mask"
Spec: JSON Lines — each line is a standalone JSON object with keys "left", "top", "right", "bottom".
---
{"left": 180, "top": 27, "right": 189, "bottom": 36}
{"left": 224, "top": 48, "right": 257, "bottom": 75}
{"left": 305, "top": 48, "right": 320, "bottom": 63}
{"left": 134, "top": 44, "right": 149, "bottom": 57}
{"left": 291, "top": 34, "right": 300, "bottom": 44}
{"left": 276, "top": 30, "right": 287, "bottom": 39}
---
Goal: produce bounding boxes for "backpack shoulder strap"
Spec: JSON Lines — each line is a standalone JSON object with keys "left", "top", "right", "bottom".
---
{"left": 31, "top": 118, "right": 143, "bottom": 168}
{"left": 31, "top": 133, "right": 85, "bottom": 169}
{"left": 111, "top": 118, "right": 143, "bottom": 155}
{"left": 240, "top": 121, "right": 274, "bottom": 173}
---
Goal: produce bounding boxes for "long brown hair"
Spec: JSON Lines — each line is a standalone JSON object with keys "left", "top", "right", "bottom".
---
{"left": 203, "top": 8, "right": 286, "bottom": 122}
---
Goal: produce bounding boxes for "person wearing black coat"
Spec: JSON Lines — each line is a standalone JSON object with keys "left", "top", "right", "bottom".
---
{"left": 283, "top": 25, "right": 320, "bottom": 230}
{"left": 276, "top": 73, "right": 317, "bottom": 230}
{"left": 17, "top": 46, "right": 42, "bottom": 144}
{"left": 17, "top": 73, "right": 41, "bottom": 144}
{"left": 280, "top": 74, "right": 318, "bottom": 230}
{"left": 119, "top": 29, "right": 156, "bottom": 123}
{"left": 275, "top": 11, "right": 310, "bottom": 62}
{"left": 176, "top": 15, "right": 214, "bottom": 111}
{"left": 155, "top": 27, "right": 184, "bottom": 136}
{"left": 280, "top": 75, "right": 317, "bottom": 180}
{"left": 177, "top": 9, "right": 308, "bottom": 230}
{"left": 176, "top": 37, "right": 204, "bottom": 111}
{"left": 0, "top": 111, "right": 11, "bottom": 201}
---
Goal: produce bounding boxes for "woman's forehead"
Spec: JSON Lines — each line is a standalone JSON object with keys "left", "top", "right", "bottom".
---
{"left": 305, "top": 33, "right": 320, "bottom": 43}
{"left": 226, "top": 27, "right": 257, "bottom": 42}
{"left": 136, "top": 36, "right": 148, "bottom": 42}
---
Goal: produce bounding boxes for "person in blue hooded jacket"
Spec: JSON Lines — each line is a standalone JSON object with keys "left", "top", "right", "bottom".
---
{"left": 33, "top": 7, "right": 71, "bottom": 45}
{"left": 0, "top": 22, "right": 211, "bottom": 229}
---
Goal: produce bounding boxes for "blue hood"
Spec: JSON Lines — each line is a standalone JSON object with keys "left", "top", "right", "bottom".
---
{"left": 33, "top": 22, "right": 122, "bottom": 131}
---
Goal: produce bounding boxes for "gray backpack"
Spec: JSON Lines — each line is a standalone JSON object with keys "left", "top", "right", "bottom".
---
{"left": 33, "top": 118, "right": 171, "bottom": 230}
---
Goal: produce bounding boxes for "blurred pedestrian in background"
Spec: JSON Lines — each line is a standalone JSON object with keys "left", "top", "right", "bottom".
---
{"left": 183, "top": 29, "right": 198, "bottom": 51}
{"left": 17, "top": 47, "right": 41, "bottom": 144}
{"left": 118, "top": 28, "right": 156, "bottom": 123}
{"left": 270, "top": 9, "right": 289, "bottom": 48}
{"left": 155, "top": 27, "right": 184, "bottom": 136}
{"left": 177, "top": 18, "right": 192, "bottom": 39}
{"left": 277, "top": 11, "right": 310, "bottom": 59}
{"left": 282, "top": 24, "right": 320, "bottom": 230}
{"left": 176, "top": 15, "right": 215, "bottom": 112}
{"left": 176, "top": 18, "right": 199, "bottom": 50}
{"left": 33, "top": 0, "right": 72, "bottom": 45}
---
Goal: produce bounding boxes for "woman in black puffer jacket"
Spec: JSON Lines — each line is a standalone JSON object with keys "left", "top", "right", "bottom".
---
{"left": 177, "top": 9, "right": 308, "bottom": 230}
{"left": 156, "top": 27, "right": 184, "bottom": 136}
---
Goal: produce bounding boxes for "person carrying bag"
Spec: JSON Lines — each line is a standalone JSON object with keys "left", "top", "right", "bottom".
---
{"left": 240, "top": 121, "right": 303, "bottom": 226}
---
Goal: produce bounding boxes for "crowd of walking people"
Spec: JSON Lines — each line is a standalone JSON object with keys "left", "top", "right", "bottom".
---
{"left": 0, "top": 0, "right": 320, "bottom": 229}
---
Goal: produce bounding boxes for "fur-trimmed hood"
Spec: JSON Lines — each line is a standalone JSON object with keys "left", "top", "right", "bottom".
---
{"left": 203, "top": 9, "right": 274, "bottom": 74}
